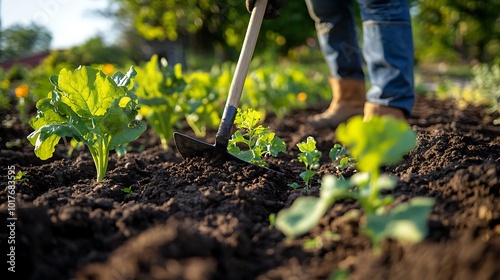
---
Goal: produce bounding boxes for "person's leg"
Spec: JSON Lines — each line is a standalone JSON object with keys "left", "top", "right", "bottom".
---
{"left": 305, "top": 0, "right": 366, "bottom": 129}
{"left": 357, "top": 0, "right": 414, "bottom": 120}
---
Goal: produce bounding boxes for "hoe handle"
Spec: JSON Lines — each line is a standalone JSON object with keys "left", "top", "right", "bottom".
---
{"left": 215, "top": 0, "right": 268, "bottom": 149}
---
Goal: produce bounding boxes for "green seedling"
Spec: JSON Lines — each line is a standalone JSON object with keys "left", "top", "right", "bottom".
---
{"left": 329, "top": 269, "right": 350, "bottom": 280}
{"left": 123, "top": 186, "right": 133, "bottom": 194}
{"left": 329, "top": 143, "right": 355, "bottom": 171}
{"left": 303, "top": 231, "right": 340, "bottom": 250}
{"left": 268, "top": 213, "right": 276, "bottom": 229}
{"left": 15, "top": 171, "right": 28, "bottom": 183}
{"left": 276, "top": 116, "right": 435, "bottom": 249}
{"left": 182, "top": 66, "right": 231, "bottom": 137}
{"left": 295, "top": 136, "right": 322, "bottom": 190}
{"left": 228, "top": 108, "right": 286, "bottom": 167}
{"left": 134, "top": 55, "right": 187, "bottom": 149}
{"left": 27, "top": 66, "right": 146, "bottom": 182}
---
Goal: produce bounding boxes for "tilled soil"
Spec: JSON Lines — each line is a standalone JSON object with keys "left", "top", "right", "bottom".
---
{"left": 0, "top": 95, "right": 499, "bottom": 280}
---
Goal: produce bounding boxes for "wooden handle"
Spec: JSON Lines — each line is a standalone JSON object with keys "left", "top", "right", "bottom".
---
{"left": 215, "top": 0, "right": 267, "bottom": 147}
{"left": 225, "top": 0, "right": 267, "bottom": 107}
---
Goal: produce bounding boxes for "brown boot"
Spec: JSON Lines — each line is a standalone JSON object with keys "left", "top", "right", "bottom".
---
{"left": 363, "top": 102, "right": 406, "bottom": 121}
{"left": 308, "top": 78, "right": 366, "bottom": 129}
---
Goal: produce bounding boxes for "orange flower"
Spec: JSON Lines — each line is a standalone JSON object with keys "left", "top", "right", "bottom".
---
{"left": 102, "top": 64, "right": 115, "bottom": 76}
{"left": 297, "top": 92, "right": 307, "bottom": 102}
{"left": 15, "top": 84, "right": 29, "bottom": 99}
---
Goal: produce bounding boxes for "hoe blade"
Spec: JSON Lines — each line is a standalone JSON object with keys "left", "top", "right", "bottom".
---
{"left": 173, "top": 132, "right": 247, "bottom": 164}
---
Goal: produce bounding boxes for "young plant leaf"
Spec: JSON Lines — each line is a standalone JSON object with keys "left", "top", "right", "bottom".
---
{"left": 228, "top": 108, "right": 286, "bottom": 167}
{"left": 275, "top": 116, "right": 434, "bottom": 249}
{"left": 335, "top": 116, "right": 417, "bottom": 173}
{"left": 134, "top": 55, "right": 187, "bottom": 149}
{"left": 295, "top": 136, "right": 322, "bottom": 189}
{"left": 275, "top": 175, "right": 354, "bottom": 239}
{"left": 363, "top": 197, "right": 435, "bottom": 248}
{"left": 275, "top": 197, "right": 328, "bottom": 239}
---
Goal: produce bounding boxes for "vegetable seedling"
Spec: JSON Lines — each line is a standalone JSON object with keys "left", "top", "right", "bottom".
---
{"left": 27, "top": 66, "right": 146, "bottom": 182}
{"left": 123, "top": 186, "right": 133, "bottom": 194}
{"left": 295, "top": 136, "right": 322, "bottom": 190}
{"left": 329, "top": 143, "right": 355, "bottom": 171}
{"left": 228, "top": 108, "right": 286, "bottom": 167}
{"left": 134, "top": 55, "right": 187, "bottom": 149}
{"left": 15, "top": 171, "right": 28, "bottom": 183}
{"left": 275, "top": 116, "right": 435, "bottom": 249}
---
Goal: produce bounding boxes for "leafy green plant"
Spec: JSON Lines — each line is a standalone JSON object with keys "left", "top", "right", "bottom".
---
{"left": 123, "top": 186, "right": 133, "bottom": 194}
{"left": 134, "top": 55, "right": 187, "bottom": 149}
{"left": 15, "top": 171, "right": 28, "bottom": 183}
{"left": 181, "top": 65, "right": 232, "bottom": 137}
{"left": 294, "top": 136, "right": 322, "bottom": 190}
{"left": 470, "top": 64, "right": 500, "bottom": 124}
{"left": 228, "top": 108, "right": 286, "bottom": 167}
{"left": 27, "top": 66, "right": 146, "bottom": 181}
{"left": 303, "top": 231, "right": 340, "bottom": 250}
{"left": 275, "top": 116, "right": 435, "bottom": 249}
{"left": 438, "top": 64, "right": 500, "bottom": 125}
{"left": 243, "top": 65, "right": 329, "bottom": 119}
{"left": 329, "top": 268, "right": 350, "bottom": 280}
{"left": 329, "top": 143, "right": 355, "bottom": 171}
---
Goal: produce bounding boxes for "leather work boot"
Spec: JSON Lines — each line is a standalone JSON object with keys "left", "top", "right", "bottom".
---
{"left": 308, "top": 78, "right": 366, "bottom": 129}
{"left": 363, "top": 102, "right": 406, "bottom": 122}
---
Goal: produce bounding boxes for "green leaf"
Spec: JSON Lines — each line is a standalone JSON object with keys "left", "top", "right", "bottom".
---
{"left": 27, "top": 97, "right": 85, "bottom": 159}
{"left": 297, "top": 136, "right": 322, "bottom": 170}
{"left": 335, "top": 116, "right": 417, "bottom": 173}
{"left": 234, "top": 107, "right": 261, "bottom": 131}
{"left": 320, "top": 174, "right": 355, "bottom": 201}
{"left": 329, "top": 143, "right": 346, "bottom": 161}
{"left": 275, "top": 196, "right": 330, "bottom": 239}
{"left": 56, "top": 66, "right": 127, "bottom": 118}
{"left": 363, "top": 197, "right": 435, "bottom": 247}
{"left": 112, "top": 66, "right": 137, "bottom": 89}
{"left": 299, "top": 169, "right": 316, "bottom": 185}
{"left": 109, "top": 119, "right": 147, "bottom": 150}
{"left": 275, "top": 175, "right": 357, "bottom": 239}
{"left": 297, "top": 136, "right": 317, "bottom": 153}
{"left": 262, "top": 132, "right": 286, "bottom": 157}
{"left": 134, "top": 55, "right": 187, "bottom": 148}
{"left": 238, "top": 149, "right": 257, "bottom": 163}
{"left": 229, "top": 108, "right": 286, "bottom": 166}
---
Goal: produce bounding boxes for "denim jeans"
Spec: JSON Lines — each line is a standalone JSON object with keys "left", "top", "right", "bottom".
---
{"left": 305, "top": 0, "right": 415, "bottom": 117}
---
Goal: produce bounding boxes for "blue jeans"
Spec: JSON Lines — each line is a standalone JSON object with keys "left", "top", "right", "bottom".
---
{"left": 305, "top": 0, "right": 415, "bottom": 117}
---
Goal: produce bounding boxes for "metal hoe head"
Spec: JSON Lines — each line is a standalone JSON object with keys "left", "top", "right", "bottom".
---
{"left": 173, "top": 132, "right": 247, "bottom": 164}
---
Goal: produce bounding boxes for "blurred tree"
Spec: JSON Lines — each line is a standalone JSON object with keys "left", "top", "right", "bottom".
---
{"left": 0, "top": 23, "right": 52, "bottom": 62}
{"left": 415, "top": 0, "right": 500, "bottom": 63}
{"left": 42, "top": 36, "right": 131, "bottom": 69}
{"left": 99, "top": 0, "right": 316, "bottom": 64}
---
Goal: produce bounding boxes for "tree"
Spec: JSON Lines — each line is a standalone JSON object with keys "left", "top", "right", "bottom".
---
{"left": 99, "top": 0, "right": 316, "bottom": 63}
{"left": 42, "top": 36, "right": 131, "bottom": 69}
{"left": 0, "top": 23, "right": 52, "bottom": 62}
{"left": 415, "top": 0, "right": 500, "bottom": 63}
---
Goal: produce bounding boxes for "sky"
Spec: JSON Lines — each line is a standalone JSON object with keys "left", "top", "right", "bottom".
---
{"left": 1, "top": 0, "right": 115, "bottom": 49}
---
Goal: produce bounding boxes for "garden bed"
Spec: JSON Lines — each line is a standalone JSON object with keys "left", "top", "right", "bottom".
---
{"left": 1, "top": 95, "right": 499, "bottom": 280}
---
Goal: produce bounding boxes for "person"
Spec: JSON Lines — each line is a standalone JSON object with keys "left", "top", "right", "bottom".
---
{"left": 245, "top": 0, "right": 415, "bottom": 128}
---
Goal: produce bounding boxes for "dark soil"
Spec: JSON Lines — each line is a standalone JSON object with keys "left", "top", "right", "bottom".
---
{"left": 1, "top": 95, "right": 499, "bottom": 280}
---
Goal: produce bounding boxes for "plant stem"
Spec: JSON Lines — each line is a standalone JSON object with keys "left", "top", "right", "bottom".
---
{"left": 154, "top": 111, "right": 171, "bottom": 150}
{"left": 89, "top": 136, "right": 111, "bottom": 182}
{"left": 367, "top": 169, "right": 380, "bottom": 213}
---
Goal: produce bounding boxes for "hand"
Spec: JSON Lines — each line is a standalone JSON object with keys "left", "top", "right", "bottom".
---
{"left": 246, "top": 0, "right": 285, "bottom": 19}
